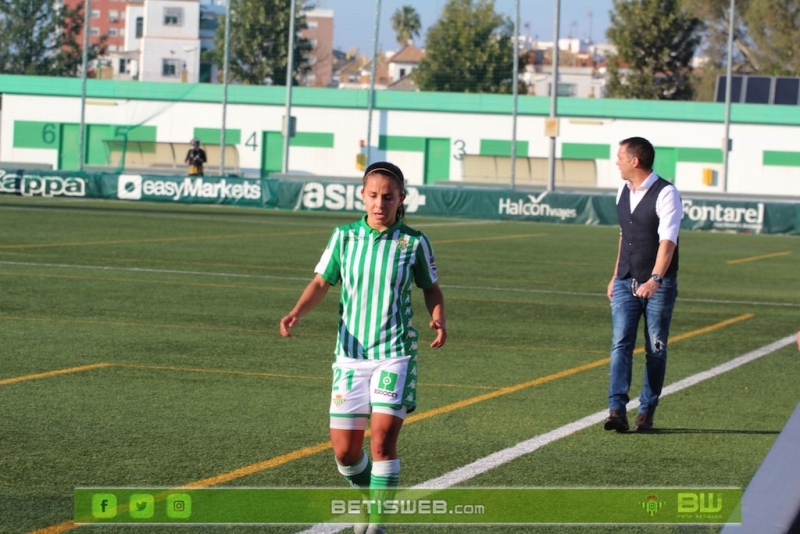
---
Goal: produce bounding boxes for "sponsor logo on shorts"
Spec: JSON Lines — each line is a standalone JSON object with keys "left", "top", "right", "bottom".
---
{"left": 374, "top": 371, "right": 399, "bottom": 398}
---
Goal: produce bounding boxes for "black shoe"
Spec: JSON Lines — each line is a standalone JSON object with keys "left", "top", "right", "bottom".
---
{"left": 634, "top": 412, "right": 654, "bottom": 432}
{"left": 604, "top": 410, "right": 629, "bottom": 432}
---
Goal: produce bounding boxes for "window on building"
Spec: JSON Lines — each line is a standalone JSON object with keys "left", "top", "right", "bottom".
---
{"left": 556, "top": 83, "right": 575, "bottom": 97}
{"left": 307, "top": 21, "right": 318, "bottom": 29}
{"left": 135, "top": 17, "right": 143, "bottom": 38}
{"left": 162, "top": 58, "right": 181, "bottom": 77}
{"left": 109, "top": 10, "right": 119, "bottom": 22}
{"left": 90, "top": 9, "right": 100, "bottom": 18}
{"left": 108, "top": 28, "right": 118, "bottom": 37}
{"left": 119, "top": 58, "right": 128, "bottom": 74}
{"left": 164, "top": 7, "right": 183, "bottom": 26}
{"left": 119, "top": 28, "right": 125, "bottom": 37}
{"left": 399, "top": 68, "right": 406, "bottom": 78}
{"left": 89, "top": 26, "right": 100, "bottom": 36}
{"left": 199, "top": 14, "right": 218, "bottom": 30}
{"left": 107, "top": 45, "right": 118, "bottom": 53}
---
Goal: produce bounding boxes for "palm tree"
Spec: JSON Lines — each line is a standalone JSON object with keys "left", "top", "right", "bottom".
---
{"left": 391, "top": 5, "right": 422, "bottom": 47}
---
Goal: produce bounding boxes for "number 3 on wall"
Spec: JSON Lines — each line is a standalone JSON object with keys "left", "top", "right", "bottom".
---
{"left": 453, "top": 139, "right": 466, "bottom": 161}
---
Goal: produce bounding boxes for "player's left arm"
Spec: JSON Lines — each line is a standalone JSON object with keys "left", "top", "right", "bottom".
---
{"left": 422, "top": 283, "right": 447, "bottom": 348}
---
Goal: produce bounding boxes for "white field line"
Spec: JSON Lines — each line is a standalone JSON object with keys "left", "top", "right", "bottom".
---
{"left": 1, "top": 260, "right": 798, "bottom": 308}
{"left": 298, "top": 333, "right": 798, "bottom": 534}
{"left": 0, "top": 204, "right": 497, "bottom": 228}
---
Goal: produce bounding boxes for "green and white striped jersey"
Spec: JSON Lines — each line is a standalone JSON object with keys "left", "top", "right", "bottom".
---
{"left": 315, "top": 215, "right": 438, "bottom": 360}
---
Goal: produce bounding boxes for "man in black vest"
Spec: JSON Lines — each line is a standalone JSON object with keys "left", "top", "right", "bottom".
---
{"left": 604, "top": 137, "right": 683, "bottom": 433}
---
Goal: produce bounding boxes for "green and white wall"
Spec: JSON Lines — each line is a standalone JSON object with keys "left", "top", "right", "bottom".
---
{"left": 2, "top": 74, "right": 800, "bottom": 196}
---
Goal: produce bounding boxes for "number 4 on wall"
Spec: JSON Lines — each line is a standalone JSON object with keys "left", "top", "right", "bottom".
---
{"left": 246, "top": 132, "right": 258, "bottom": 151}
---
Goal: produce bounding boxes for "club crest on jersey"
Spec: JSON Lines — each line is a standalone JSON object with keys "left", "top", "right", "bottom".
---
{"left": 396, "top": 237, "right": 409, "bottom": 251}
{"left": 332, "top": 394, "right": 346, "bottom": 407}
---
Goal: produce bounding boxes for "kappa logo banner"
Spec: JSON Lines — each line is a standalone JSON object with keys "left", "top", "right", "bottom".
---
{"left": 0, "top": 170, "right": 87, "bottom": 197}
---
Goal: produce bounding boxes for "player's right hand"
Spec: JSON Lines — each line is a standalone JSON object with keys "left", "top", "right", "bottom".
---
{"left": 279, "top": 314, "right": 299, "bottom": 337}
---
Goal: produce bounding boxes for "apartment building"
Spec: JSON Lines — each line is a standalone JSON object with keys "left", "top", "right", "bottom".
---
{"left": 62, "top": 0, "right": 129, "bottom": 53}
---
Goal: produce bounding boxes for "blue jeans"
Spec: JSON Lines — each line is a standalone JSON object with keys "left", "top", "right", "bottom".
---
{"left": 608, "top": 276, "right": 678, "bottom": 415}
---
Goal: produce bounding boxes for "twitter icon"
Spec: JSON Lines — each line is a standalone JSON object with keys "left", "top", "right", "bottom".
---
{"left": 129, "top": 494, "right": 154, "bottom": 519}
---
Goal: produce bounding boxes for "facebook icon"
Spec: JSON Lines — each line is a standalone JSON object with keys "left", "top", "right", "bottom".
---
{"left": 91, "top": 494, "right": 117, "bottom": 518}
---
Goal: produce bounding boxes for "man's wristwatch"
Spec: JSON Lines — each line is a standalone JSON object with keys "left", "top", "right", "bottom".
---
{"left": 651, "top": 274, "right": 663, "bottom": 284}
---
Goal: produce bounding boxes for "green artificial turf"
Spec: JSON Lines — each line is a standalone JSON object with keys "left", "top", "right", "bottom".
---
{"left": 0, "top": 196, "right": 797, "bottom": 534}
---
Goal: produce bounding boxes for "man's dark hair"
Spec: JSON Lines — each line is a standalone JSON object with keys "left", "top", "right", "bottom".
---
{"left": 620, "top": 137, "right": 655, "bottom": 171}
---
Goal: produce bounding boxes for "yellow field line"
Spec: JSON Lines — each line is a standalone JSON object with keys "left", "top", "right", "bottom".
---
{"left": 0, "top": 363, "right": 111, "bottom": 386}
{"left": 0, "top": 359, "right": 493, "bottom": 391}
{"left": 181, "top": 440, "right": 336, "bottom": 488}
{"left": 116, "top": 363, "right": 328, "bottom": 382}
{"left": 28, "top": 313, "right": 754, "bottom": 533}
{"left": 29, "top": 521, "right": 74, "bottom": 534}
{"left": 435, "top": 233, "right": 546, "bottom": 245}
{"left": 109, "top": 363, "right": 495, "bottom": 390}
{"left": 727, "top": 251, "right": 791, "bottom": 265}
{"left": 116, "top": 363, "right": 496, "bottom": 389}
{"left": 669, "top": 313, "right": 753, "bottom": 341}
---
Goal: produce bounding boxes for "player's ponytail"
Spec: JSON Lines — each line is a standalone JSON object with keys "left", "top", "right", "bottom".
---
{"left": 363, "top": 161, "right": 407, "bottom": 221}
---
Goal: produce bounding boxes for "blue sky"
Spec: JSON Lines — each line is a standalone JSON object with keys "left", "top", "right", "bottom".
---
{"left": 314, "top": 0, "right": 615, "bottom": 54}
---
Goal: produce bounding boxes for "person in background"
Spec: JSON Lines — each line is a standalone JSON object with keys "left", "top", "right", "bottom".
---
{"left": 604, "top": 137, "right": 683, "bottom": 433}
{"left": 185, "top": 138, "right": 207, "bottom": 176}
{"left": 279, "top": 161, "right": 447, "bottom": 534}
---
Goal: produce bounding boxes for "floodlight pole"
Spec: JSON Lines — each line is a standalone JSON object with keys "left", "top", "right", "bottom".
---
{"left": 78, "top": 0, "right": 91, "bottom": 172}
{"left": 282, "top": 0, "right": 298, "bottom": 174}
{"left": 546, "top": 0, "right": 561, "bottom": 192}
{"left": 365, "top": 0, "right": 381, "bottom": 165}
{"left": 721, "top": 0, "right": 735, "bottom": 193}
{"left": 220, "top": 0, "right": 232, "bottom": 176}
{"left": 510, "top": 0, "right": 520, "bottom": 190}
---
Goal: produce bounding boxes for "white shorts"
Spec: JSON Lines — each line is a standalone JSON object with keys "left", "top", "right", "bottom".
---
{"left": 329, "top": 355, "right": 417, "bottom": 430}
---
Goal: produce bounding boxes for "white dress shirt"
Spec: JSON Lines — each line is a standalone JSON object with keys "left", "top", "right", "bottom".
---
{"left": 616, "top": 172, "right": 683, "bottom": 244}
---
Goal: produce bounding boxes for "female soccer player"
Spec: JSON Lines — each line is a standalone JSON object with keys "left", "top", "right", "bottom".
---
{"left": 279, "top": 162, "right": 447, "bottom": 533}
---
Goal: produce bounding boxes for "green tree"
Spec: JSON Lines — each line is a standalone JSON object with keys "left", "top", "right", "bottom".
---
{"left": 0, "top": 0, "right": 106, "bottom": 77}
{"left": 740, "top": 0, "right": 800, "bottom": 75}
{"left": 681, "top": 0, "right": 752, "bottom": 100}
{"left": 211, "top": 0, "right": 312, "bottom": 85}
{"left": 414, "top": 0, "right": 515, "bottom": 93}
{"left": 605, "top": 0, "right": 703, "bottom": 100}
{"left": 391, "top": 5, "right": 422, "bottom": 46}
